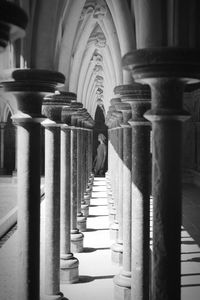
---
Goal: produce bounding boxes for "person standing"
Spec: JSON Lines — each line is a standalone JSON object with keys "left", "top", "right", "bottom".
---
{"left": 93, "top": 133, "right": 107, "bottom": 176}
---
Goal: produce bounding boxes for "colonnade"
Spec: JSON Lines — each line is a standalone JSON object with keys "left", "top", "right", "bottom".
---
{"left": 106, "top": 83, "right": 151, "bottom": 300}
{"left": 105, "top": 48, "right": 200, "bottom": 300}
{"left": 1, "top": 71, "right": 94, "bottom": 300}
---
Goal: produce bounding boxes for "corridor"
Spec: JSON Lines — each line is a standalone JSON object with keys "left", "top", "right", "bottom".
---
{"left": 0, "top": 177, "right": 200, "bottom": 300}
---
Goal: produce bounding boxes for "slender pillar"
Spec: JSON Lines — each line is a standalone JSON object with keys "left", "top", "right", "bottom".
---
{"left": 106, "top": 125, "right": 116, "bottom": 222}
{"left": 124, "top": 84, "right": 151, "bottom": 300}
{"left": 62, "top": 105, "right": 84, "bottom": 253}
{"left": 73, "top": 114, "right": 87, "bottom": 232}
{"left": 111, "top": 115, "right": 124, "bottom": 265}
{"left": 60, "top": 124, "right": 79, "bottom": 283}
{"left": 0, "top": 122, "right": 6, "bottom": 174}
{"left": 123, "top": 48, "right": 200, "bottom": 300}
{"left": 113, "top": 102, "right": 132, "bottom": 300}
{"left": 42, "top": 121, "right": 62, "bottom": 299}
{"left": 12, "top": 125, "right": 18, "bottom": 178}
{"left": 1, "top": 69, "right": 65, "bottom": 300}
{"left": 109, "top": 98, "right": 122, "bottom": 242}
{"left": 80, "top": 128, "right": 89, "bottom": 218}
{"left": 71, "top": 126, "right": 84, "bottom": 252}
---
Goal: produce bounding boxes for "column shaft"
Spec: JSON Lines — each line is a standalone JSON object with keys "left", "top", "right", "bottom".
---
{"left": 131, "top": 124, "right": 150, "bottom": 300}
{"left": 70, "top": 127, "right": 84, "bottom": 252}
{"left": 60, "top": 126, "right": 79, "bottom": 283}
{"left": 0, "top": 123, "right": 6, "bottom": 173}
{"left": 60, "top": 127, "right": 71, "bottom": 255}
{"left": 146, "top": 79, "right": 185, "bottom": 300}
{"left": 44, "top": 125, "right": 61, "bottom": 297}
{"left": 17, "top": 122, "right": 41, "bottom": 300}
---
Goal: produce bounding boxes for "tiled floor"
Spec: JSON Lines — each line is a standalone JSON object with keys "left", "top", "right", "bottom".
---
{"left": 0, "top": 177, "right": 200, "bottom": 299}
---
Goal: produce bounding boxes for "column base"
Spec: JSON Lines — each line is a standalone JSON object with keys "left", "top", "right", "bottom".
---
{"left": 84, "top": 193, "right": 91, "bottom": 205}
{"left": 60, "top": 253, "right": 79, "bottom": 284}
{"left": 111, "top": 242, "right": 123, "bottom": 265}
{"left": 113, "top": 272, "right": 131, "bottom": 300}
{"left": 41, "top": 292, "right": 66, "bottom": 300}
{"left": 12, "top": 170, "right": 17, "bottom": 183}
{"left": 71, "top": 231, "right": 84, "bottom": 253}
{"left": 81, "top": 203, "right": 89, "bottom": 217}
{"left": 107, "top": 192, "right": 113, "bottom": 205}
{"left": 108, "top": 196, "right": 115, "bottom": 209}
{"left": 110, "top": 221, "right": 119, "bottom": 241}
{"left": 109, "top": 207, "right": 116, "bottom": 224}
{"left": 77, "top": 215, "right": 87, "bottom": 232}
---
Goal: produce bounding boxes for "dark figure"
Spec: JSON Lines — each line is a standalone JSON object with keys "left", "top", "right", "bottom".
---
{"left": 93, "top": 133, "right": 107, "bottom": 176}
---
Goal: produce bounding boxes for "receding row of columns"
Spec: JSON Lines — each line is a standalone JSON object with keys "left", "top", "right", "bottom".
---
{"left": 105, "top": 48, "right": 200, "bottom": 300}
{"left": 1, "top": 70, "right": 95, "bottom": 300}
{"left": 106, "top": 83, "right": 151, "bottom": 300}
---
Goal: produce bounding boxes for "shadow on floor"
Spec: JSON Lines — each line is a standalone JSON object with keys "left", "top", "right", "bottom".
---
{"left": 86, "top": 228, "right": 109, "bottom": 232}
{"left": 77, "top": 274, "right": 115, "bottom": 284}
{"left": 83, "top": 247, "right": 110, "bottom": 253}
{"left": 87, "top": 214, "right": 108, "bottom": 218}
{"left": 182, "top": 184, "right": 200, "bottom": 248}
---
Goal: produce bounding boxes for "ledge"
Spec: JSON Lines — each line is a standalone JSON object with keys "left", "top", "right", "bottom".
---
{"left": 0, "top": 183, "right": 45, "bottom": 239}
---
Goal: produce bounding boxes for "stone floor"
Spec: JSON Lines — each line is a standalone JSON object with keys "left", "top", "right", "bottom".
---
{"left": 0, "top": 177, "right": 200, "bottom": 299}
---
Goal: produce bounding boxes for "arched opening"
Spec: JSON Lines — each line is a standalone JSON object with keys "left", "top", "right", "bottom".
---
{"left": 93, "top": 104, "right": 108, "bottom": 176}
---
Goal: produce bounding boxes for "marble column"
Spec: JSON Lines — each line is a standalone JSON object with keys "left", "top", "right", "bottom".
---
{"left": 113, "top": 101, "right": 132, "bottom": 300}
{"left": 1, "top": 69, "right": 65, "bottom": 300}
{"left": 123, "top": 48, "right": 200, "bottom": 300}
{"left": 0, "top": 122, "right": 6, "bottom": 174}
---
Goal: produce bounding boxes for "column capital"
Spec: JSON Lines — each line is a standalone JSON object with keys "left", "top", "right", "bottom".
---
{"left": 110, "top": 97, "right": 121, "bottom": 105}
{"left": 0, "top": 1, "right": 28, "bottom": 51}
{"left": 122, "top": 48, "right": 200, "bottom": 84}
{"left": 61, "top": 103, "right": 83, "bottom": 126}
{"left": 1, "top": 69, "right": 65, "bottom": 124}
{"left": 114, "top": 102, "right": 132, "bottom": 127}
{"left": 42, "top": 91, "right": 76, "bottom": 123}
{"left": 114, "top": 83, "right": 151, "bottom": 125}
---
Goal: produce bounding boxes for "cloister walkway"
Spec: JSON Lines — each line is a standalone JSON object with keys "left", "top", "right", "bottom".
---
{"left": 0, "top": 177, "right": 200, "bottom": 299}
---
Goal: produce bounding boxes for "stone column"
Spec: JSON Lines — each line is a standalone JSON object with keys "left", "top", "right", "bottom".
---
{"left": 12, "top": 125, "right": 18, "bottom": 178}
{"left": 113, "top": 101, "right": 132, "bottom": 300}
{"left": 105, "top": 120, "right": 116, "bottom": 223}
{"left": 84, "top": 122, "right": 94, "bottom": 205}
{"left": 72, "top": 113, "right": 87, "bottom": 233}
{"left": 42, "top": 116, "right": 62, "bottom": 299}
{"left": 111, "top": 112, "right": 124, "bottom": 265}
{"left": 0, "top": 122, "right": 6, "bottom": 174}
{"left": 80, "top": 128, "right": 90, "bottom": 217}
{"left": 123, "top": 48, "right": 200, "bottom": 300}
{"left": 1, "top": 69, "right": 65, "bottom": 300}
{"left": 108, "top": 98, "right": 122, "bottom": 242}
{"left": 60, "top": 120, "right": 79, "bottom": 283}
{"left": 120, "top": 84, "right": 151, "bottom": 300}
{"left": 62, "top": 105, "right": 84, "bottom": 253}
